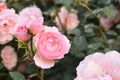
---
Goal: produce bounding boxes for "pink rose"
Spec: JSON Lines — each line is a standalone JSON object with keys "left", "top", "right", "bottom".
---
{"left": 19, "top": 5, "right": 45, "bottom": 34}
{"left": 0, "top": 8, "right": 18, "bottom": 44}
{"left": 19, "top": 5, "right": 42, "bottom": 18}
{"left": 0, "top": 3, "right": 7, "bottom": 11}
{"left": 100, "top": 10, "right": 120, "bottom": 31}
{"left": 75, "top": 51, "right": 120, "bottom": 80}
{"left": 1, "top": 46, "right": 17, "bottom": 70}
{"left": 55, "top": 7, "right": 79, "bottom": 31}
{"left": 15, "top": 25, "right": 31, "bottom": 42}
{"left": 112, "top": 10, "right": 120, "bottom": 24}
{"left": 27, "top": 16, "right": 45, "bottom": 34}
{"left": 0, "top": 33, "right": 13, "bottom": 45}
{"left": 100, "top": 17, "right": 113, "bottom": 31}
{"left": 33, "top": 27, "right": 71, "bottom": 69}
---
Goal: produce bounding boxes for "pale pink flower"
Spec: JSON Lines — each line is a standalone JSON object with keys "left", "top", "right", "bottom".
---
{"left": 100, "top": 17, "right": 113, "bottom": 31}
{"left": 112, "top": 10, "right": 120, "bottom": 24}
{"left": 19, "top": 5, "right": 42, "bottom": 18}
{"left": 55, "top": 7, "right": 79, "bottom": 30}
{"left": 100, "top": 10, "right": 120, "bottom": 31}
{"left": 33, "top": 27, "right": 71, "bottom": 69}
{"left": 1, "top": 46, "right": 17, "bottom": 70}
{"left": 0, "top": 8, "right": 18, "bottom": 44}
{"left": 75, "top": 51, "right": 120, "bottom": 80}
{"left": 15, "top": 25, "right": 31, "bottom": 42}
{"left": 0, "top": 3, "right": 7, "bottom": 11}
{"left": 33, "top": 53, "right": 55, "bottom": 69}
{"left": 19, "top": 5, "right": 45, "bottom": 34}
{"left": 27, "top": 16, "right": 45, "bottom": 34}
{"left": 0, "top": 33, "right": 13, "bottom": 44}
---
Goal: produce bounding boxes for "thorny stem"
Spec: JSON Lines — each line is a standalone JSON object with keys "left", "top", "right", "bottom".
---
{"left": 77, "top": 0, "right": 111, "bottom": 47}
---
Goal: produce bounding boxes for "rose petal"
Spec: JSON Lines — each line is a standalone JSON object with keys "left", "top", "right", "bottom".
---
{"left": 33, "top": 53, "right": 55, "bottom": 69}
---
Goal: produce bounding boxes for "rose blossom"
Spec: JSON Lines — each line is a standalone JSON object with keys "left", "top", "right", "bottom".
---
{"left": 0, "top": 8, "right": 18, "bottom": 44}
{"left": 75, "top": 51, "right": 120, "bottom": 80}
{"left": 33, "top": 27, "right": 71, "bottom": 69}
{"left": 1, "top": 46, "right": 17, "bottom": 70}
{"left": 55, "top": 7, "right": 79, "bottom": 31}
{"left": 18, "top": 5, "right": 45, "bottom": 34}
{"left": 19, "top": 5, "right": 42, "bottom": 18}
{"left": 27, "top": 16, "right": 45, "bottom": 34}
{"left": 100, "top": 17, "right": 113, "bottom": 31}
{"left": 0, "top": 3, "right": 7, "bottom": 11}
{"left": 15, "top": 25, "right": 31, "bottom": 42}
{"left": 100, "top": 10, "right": 120, "bottom": 31}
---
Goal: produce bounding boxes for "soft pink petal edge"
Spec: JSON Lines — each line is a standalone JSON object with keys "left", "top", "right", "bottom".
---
{"left": 33, "top": 53, "right": 55, "bottom": 69}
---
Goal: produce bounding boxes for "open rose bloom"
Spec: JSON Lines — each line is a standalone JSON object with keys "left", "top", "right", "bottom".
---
{"left": 33, "top": 27, "right": 71, "bottom": 69}
{"left": 1, "top": 46, "right": 17, "bottom": 70}
{"left": 55, "top": 7, "right": 79, "bottom": 31}
{"left": 0, "top": 3, "right": 18, "bottom": 44}
{"left": 75, "top": 51, "right": 120, "bottom": 80}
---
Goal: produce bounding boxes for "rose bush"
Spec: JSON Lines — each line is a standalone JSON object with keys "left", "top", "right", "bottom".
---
{"left": 0, "top": 0, "right": 120, "bottom": 80}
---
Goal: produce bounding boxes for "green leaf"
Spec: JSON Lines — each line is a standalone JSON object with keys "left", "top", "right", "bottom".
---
{"left": 70, "top": 36, "right": 87, "bottom": 58}
{"left": 103, "top": 5, "right": 116, "bottom": 19}
{"left": 92, "top": 8, "right": 103, "bottom": 15}
{"left": 88, "top": 43, "right": 104, "bottom": 50}
{"left": 9, "top": 71, "right": 25, "bottom": 80}
{"left": 25, "top": 64, "right": 36, "bottom": 74}
{"left": 116, "top": 24, "right": 120, "bottom": 29}
{"left": 73, "top": 36, "right": 88, "bottom": 51}
{"left": 68, "top": 28, "right": 81, "bottom": 36}
{"left": 92, "top": 37, "right": 104, "bottom": 43}
{"left": 98, "top": 0, "right": 112, "bottom": 5}
{"left": 106, "top": 30, "right": 118, "bottom": 36}
{"left": 84, "top": 24, "right": 96, "bottom": 33}
{"left": 0, "top": 62, "right": 4, "bottom": 70}
{"left": 43, "top": 7, "right": 56, "bottom": 15}
{"left": 55, "top": 0, "right": 75, "bottom": 7}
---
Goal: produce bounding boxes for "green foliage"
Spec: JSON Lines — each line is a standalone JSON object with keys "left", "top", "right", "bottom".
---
{"left": 103, "top": 5, "right": 116, "bottom": 19}
{"left": 9, "top": 72, "right": 25, "bottom": 80}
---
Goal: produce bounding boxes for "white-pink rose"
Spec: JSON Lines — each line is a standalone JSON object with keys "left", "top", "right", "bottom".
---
{"left": 1, "top": 46, "right": 17, "bottom": 70}
{"left": 0, "top": 8, "right": 18, "bottom": 44}
{"left": 55, "top": 7, "right": 79, "bottom": 31}
{"left": 15, "top": 25, "right": 31, "bottom": 42}
{"left": 75, "top": 51, "right": 120, "bottom": 80}
{"left": 33, "top": 27, "right": 71, "bottom": 69}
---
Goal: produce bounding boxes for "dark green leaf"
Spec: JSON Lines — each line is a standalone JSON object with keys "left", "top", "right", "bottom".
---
{"left": 9, "top": 71, "right": 25, "bottom": 80}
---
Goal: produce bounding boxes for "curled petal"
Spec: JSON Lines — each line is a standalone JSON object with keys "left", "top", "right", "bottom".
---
{"left": 33, "top": 53, "right": 55, "bottom": 69}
